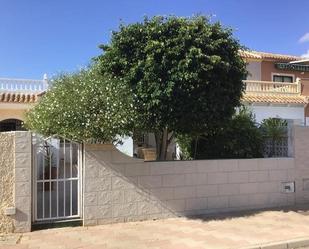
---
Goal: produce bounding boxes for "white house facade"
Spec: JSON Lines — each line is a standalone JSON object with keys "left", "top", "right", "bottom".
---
{"left": 241, "top": 50, "right": 309, "bottom": 125}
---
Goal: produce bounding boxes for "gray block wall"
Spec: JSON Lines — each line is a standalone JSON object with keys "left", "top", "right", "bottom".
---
{"left": 2, "top": 126, "right": 309, "bottom": 232}
{"left": 83, "top": 144, "right": 297, "bottom": 226}
{"left": 14, "top": 132, "right": 32, "bottom": 232}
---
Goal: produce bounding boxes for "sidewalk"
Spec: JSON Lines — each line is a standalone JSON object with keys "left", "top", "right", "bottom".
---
{"left": 2, "top": 206, "right": 309, "bottom": 249}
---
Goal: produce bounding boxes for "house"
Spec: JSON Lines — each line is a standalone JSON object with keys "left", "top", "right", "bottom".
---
{"left": 0, "top": 75, "right": 48, "bottom": 132}
{"left": 240, "top": 50, "right": 309, "bottom": 124}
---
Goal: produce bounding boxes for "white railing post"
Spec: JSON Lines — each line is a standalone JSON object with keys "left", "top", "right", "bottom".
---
{"left": 43, "top": 73, "right": 49, "bottom": 90}
{"left": 296, "top": 77, "right": 301, "bottom": 94}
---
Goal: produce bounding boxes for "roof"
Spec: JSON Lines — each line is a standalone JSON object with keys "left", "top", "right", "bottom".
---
{"left": 240, "top": 50, "right": 301, "bottom": 61}
{"left": 239, "top": 50, "right": 263, "bottom": 60}
{"left": 0, "top": 92, "right": 39, "bottom": 104}
{"left": 242, "top": 94, "right": 308, "bottom": 105}
{"left": 0, "top": 76, "right": 47, "bottom": 104}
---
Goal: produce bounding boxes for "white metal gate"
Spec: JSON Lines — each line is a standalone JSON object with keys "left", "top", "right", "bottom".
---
{"left": 33, "top": 135, "right": 82, "bottom": 222}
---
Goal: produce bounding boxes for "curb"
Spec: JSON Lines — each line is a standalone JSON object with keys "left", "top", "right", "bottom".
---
{"left": 238, "top": 237, "right": 309, "bottom": 249}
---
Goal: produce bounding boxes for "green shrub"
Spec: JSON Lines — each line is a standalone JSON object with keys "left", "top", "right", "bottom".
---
{"left": 177, "top": 108, "right": 264, "bottom": 159}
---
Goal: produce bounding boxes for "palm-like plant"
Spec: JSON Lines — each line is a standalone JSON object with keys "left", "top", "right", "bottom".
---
{"left": 260, "top": 118, "right": 288, "bottom": 157}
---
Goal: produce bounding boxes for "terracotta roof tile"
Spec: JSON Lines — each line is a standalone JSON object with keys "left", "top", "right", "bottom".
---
{"left": 242, "top": 94, "right": 308, "bottom": 105}
{"left": 0, "top": 92, "right": 39, "bottom": 103}
{"left": 239, "top": 50, "right": 262, "bottom": 59}
{"left": 240, "top": 50, "right": 301, "bottom": 61}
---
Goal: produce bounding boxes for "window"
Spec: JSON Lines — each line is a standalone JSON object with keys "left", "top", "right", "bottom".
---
{"left": 273, "top": 75, "right": 293, "bottom": 83}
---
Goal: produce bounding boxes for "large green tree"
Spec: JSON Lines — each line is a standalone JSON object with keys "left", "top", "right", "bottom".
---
{"left": 26, "top": 66, "right": 135, "bottom": 143}
{"left": 97, "top": 15, "right": 247, "bottom": 160}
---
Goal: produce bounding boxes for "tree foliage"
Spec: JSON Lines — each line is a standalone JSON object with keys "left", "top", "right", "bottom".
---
{"left": 177, "top": 108, "right": 264, "bottom": 159}
{"left": 97, "top": 15, "right": 247, "bottom": 159}
{"left": 26, "top": 15, "right": 247, "bottom": 160}
{"left": 25, "top": 67, "right": 135, "bottom": 142}
{"left": 260, "top": 118, "right": 287, "bottom": 140}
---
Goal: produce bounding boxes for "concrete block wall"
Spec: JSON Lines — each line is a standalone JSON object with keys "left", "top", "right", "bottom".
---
{"left": 294, "top": 126, "right": 309, "bottom": 204}
{"left": 1, "top": 127, "right": 309, "bottom": 231}
{"left": 83, "top": 144, "right": 296, "bottom": 226}
{"left": 0, "top": 131, "right": 32, "bottom": 233}
{"left": 13, "top": 132, "right": 32, "bottom": 232}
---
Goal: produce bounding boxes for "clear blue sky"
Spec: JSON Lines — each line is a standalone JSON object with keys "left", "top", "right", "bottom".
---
{"left": 1, "top": 0, "right": 309, "bottom": 79}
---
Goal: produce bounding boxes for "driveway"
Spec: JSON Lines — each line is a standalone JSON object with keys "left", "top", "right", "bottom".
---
{"left": 2, "top": 207, "right": 309, "bottom": 249}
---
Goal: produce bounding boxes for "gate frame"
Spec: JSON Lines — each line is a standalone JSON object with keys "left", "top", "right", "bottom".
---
{"left": 31, "top": 134, "right": 83, "bottom": 223}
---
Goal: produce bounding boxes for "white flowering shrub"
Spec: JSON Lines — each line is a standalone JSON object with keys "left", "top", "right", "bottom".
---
{"left": 25, "top": 66, "right": 135, "bottom": 143}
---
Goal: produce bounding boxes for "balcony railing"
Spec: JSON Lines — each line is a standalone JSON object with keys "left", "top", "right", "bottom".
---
{"left": 0, "top": 76, "right": 48, "bottom": 93}
{"left": 244, "top": 79, "right": 301, "bottom": 95}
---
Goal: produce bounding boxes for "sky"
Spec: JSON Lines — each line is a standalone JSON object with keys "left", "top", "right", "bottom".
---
{"left": 0, "top": 0, "right": 309, "bottom": 79}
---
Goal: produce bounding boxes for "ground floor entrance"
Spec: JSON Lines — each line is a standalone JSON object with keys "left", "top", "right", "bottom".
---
{"left": 32, "top": 135, "right": 82, "bottom": 223}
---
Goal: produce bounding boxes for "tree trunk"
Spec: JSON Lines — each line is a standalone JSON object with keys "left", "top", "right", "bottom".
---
{"left": 154, "top": 132, "right": 161, "bottom": 160}
{"left": 159, "top": 128, "right": 168, "bottom": 160}
{"left": 193, "top": 136, "right": 199, "bottom": 160}
{"left": 155, "top": 128, "right": 171, "bottom": 160}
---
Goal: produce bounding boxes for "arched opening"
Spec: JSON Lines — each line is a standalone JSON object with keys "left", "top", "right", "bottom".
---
{"left": 0, "top": 119, "right": 26, "bottom": 132}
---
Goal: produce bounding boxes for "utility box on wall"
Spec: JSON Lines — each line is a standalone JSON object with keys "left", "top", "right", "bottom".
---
{"left": 282, "top": 182, "right": 295, "bottom": 193}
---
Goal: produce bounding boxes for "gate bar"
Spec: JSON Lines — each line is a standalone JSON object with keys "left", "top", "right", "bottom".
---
{"left": 63, "top": 139, "right": 66, "bottom": 217}
{"left": 70, "top": 142, "right": 73, "bottom": 216}
{"left": 42, "top": 147, "right": 45, "bottom": 219}
{"left": 49, "top": 147, "right": 52, "bottom": 218}
{"left": 56, "top": 139, "right": 59, "bottom": 217}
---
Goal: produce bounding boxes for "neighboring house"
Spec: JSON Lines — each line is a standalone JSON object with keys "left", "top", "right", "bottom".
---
{"left": 240, "top": 50, "right": 309, "bottom": 124}
{"left": 0, "top": 75, "right": 48, "bottom": 132}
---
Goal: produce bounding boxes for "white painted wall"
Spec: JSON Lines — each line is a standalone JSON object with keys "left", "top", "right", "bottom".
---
{"left": 115, "top": 136, "right": 133, "bottom": 157}
{"left": 246, "top": 61, "right": 261, "bottom": 81}
{"left": 247, "top": 105, "right": 304, "bottom": 124}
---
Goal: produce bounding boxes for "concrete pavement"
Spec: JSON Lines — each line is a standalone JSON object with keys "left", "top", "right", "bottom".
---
{"left": 2, "top": 207, "right": 309, "bottom": 249}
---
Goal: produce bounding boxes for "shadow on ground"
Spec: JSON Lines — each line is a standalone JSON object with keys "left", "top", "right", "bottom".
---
{"left": 188, "top": 203, "right": 309, "bottom": 222}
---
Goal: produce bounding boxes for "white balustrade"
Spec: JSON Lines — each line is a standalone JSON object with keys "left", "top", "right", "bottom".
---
{"left": 0, "top": 77, "right": 48, "bottom": 93}
{"left": 243, "top": 79, "right": 301, "bottom": 95}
